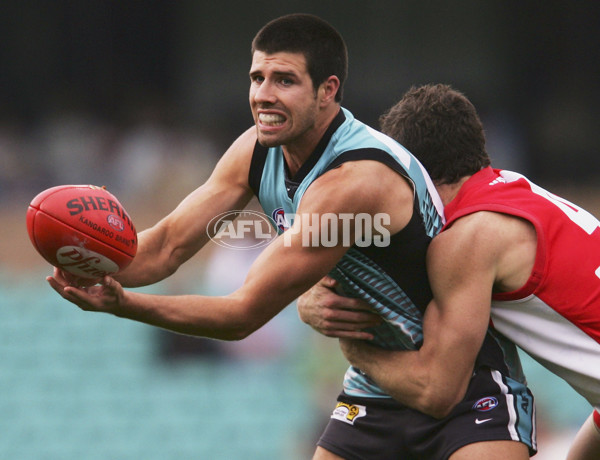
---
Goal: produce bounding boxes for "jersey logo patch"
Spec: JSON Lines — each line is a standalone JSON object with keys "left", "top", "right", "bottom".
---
{"left": 475, "top": 417, "right": 493, "bottom": 424}
{"left": 473, "top": 396, "right": 498, "bottom": 412}
{"left": 331, "top": 402, "right": 367, "bottom": 425}
{"left": 271, "top": 207, "right": 290, "bottom": 232}
{"left": 488, "top": 177, "right": 506, "bottom": 186}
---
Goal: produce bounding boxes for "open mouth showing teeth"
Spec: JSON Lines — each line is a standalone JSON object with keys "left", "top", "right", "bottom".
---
{"left": 259, "top": 113, "right": 285, "bottom": 126}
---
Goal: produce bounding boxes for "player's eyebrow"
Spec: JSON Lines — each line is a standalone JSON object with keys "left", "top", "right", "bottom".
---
{"left": 249, "top": 69, "right": 299, "bottom": 80}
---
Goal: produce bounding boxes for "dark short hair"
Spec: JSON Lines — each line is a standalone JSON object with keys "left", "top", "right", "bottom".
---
{"left": 380, "top": 84, "right": 490, "bottom": 184}
{"left": 251, "top": 13, "right": 348, "bottom": 102}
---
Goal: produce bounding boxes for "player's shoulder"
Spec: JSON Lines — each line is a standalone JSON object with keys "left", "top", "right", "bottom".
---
{"left": 317, "top": 160, "right": 412, "bottom": 200}
{"left": 451, "top": 210, "right": 509, "bottom": 230}
{"left": 228, "top": 126, "right": 258, "bottom": 154}
{"left": 208, "top": 126, "right": 257, "bottom": 187}
{"left": 456, "top": 210, "right": 532, "bottom": 236}
{"left": 218, "top": 126, "right": 258, "bottom": 166}
{"left": 303, "top": 159, "right": 414, "bottom": 233}
{"left": 437, "top": 211, "right": 530, "bottom": 257}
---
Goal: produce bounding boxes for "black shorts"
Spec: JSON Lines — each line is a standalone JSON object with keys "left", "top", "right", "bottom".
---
{"left": 317, "top": 367, "right": 537, "bottom": 460}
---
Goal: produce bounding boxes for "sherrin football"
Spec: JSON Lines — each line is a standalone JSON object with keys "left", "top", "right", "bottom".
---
{"left": 26, "top": 185, "right": 137, "bottom": 279}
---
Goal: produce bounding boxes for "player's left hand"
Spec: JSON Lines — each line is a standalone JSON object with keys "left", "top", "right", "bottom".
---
{"left": 47, "top": 267, "right": 124, "bottom": 314}
{"left": 297, "top": 276, "right": 381, "bottom": 339}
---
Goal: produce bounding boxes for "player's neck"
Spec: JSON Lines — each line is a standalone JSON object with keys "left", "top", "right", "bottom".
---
{"left": 283, "top": 105, "right": 340, "bottom": 177}
{"left": 435, "top": 176, "right": 471, "bottom": 207}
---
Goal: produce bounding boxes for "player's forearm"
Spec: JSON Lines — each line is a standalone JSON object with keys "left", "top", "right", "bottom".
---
{"left": 115, "top": 225, "right": 198, "bottom": 288}
{"left": 116, "top": 175, "right": 253, "bottom": 288}
{"left": 116, "top": 290, "right": 263, "bottom": 341}
{"left": 115, "top": 258, "right": 171, "bottom": 288}
{"left": 341, "top": 340, "right": 466, "bottom": 418}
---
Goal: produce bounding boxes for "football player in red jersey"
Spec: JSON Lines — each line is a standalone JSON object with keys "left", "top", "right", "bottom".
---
{"left": 298, "top": 84, "right": 600, "bottom": 460}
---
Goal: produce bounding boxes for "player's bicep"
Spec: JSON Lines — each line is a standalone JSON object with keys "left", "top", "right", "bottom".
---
{"left": 155, "top": 128, "right": 256, "bottom": 258}
{"left": 299, "top": 160, "right": 414, "bottom": 236}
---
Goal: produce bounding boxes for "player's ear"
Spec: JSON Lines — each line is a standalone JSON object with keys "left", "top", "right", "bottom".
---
{"left": 318, "top": 76, "right": 340, "bottom": 106}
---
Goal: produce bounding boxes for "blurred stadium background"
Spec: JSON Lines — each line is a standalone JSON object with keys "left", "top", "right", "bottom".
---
{"left": 1, "top": 1, "right": 598, "bottom": 459}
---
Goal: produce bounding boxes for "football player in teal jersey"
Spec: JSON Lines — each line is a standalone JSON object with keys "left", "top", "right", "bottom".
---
{"left": 48, "top": 15, "right": 534, "bottom": 460}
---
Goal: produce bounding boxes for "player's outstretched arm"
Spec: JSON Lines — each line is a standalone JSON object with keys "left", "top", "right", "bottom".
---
{"left": 114, "top": 127, "right": 256, "bottom": 288}
{"left": 47, "top": 159, "right": 411, "bottom": 341}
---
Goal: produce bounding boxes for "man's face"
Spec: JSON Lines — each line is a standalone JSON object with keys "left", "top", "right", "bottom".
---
{"left": 249, "top": 51, "right": 319, "bottom": 149}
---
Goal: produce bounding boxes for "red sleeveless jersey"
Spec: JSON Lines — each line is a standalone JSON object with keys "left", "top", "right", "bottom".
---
{"left": 444, "top": 167, "right": 600, "bottom": 404}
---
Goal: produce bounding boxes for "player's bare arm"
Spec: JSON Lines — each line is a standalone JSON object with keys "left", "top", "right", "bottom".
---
{"left": 371, "top": 214, "right": 499, "bottom": 417}
{"left": 47, "top": 160, "right": 412, "bottom": 341}
{"left": 114, "top": 127, "right": 257, "bottom": 288}
{"left": 336, "top": 210, "right": 537, "bottom": 418}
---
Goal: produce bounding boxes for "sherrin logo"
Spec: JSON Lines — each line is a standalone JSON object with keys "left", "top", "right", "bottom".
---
{"left": 473, "top": 396, "right": 498, "bottom": 412}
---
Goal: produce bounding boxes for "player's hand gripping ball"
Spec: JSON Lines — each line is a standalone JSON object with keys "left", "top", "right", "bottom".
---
{"left": 26, "top": 185, "right": 137, "bottom": 279}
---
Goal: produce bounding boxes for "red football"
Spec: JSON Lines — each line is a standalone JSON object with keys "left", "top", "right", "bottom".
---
{"left": 26, "top": 185, "right": 138, "bottom": 279}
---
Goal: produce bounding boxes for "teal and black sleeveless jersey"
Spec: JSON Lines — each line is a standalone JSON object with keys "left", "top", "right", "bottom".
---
{"left": 248, "top": 108, "right": 525, "bottom": 397}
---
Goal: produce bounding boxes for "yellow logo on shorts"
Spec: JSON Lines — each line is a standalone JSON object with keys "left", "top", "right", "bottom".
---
{"left": 331, "top": 402, "right": 367, "bottom": 425}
